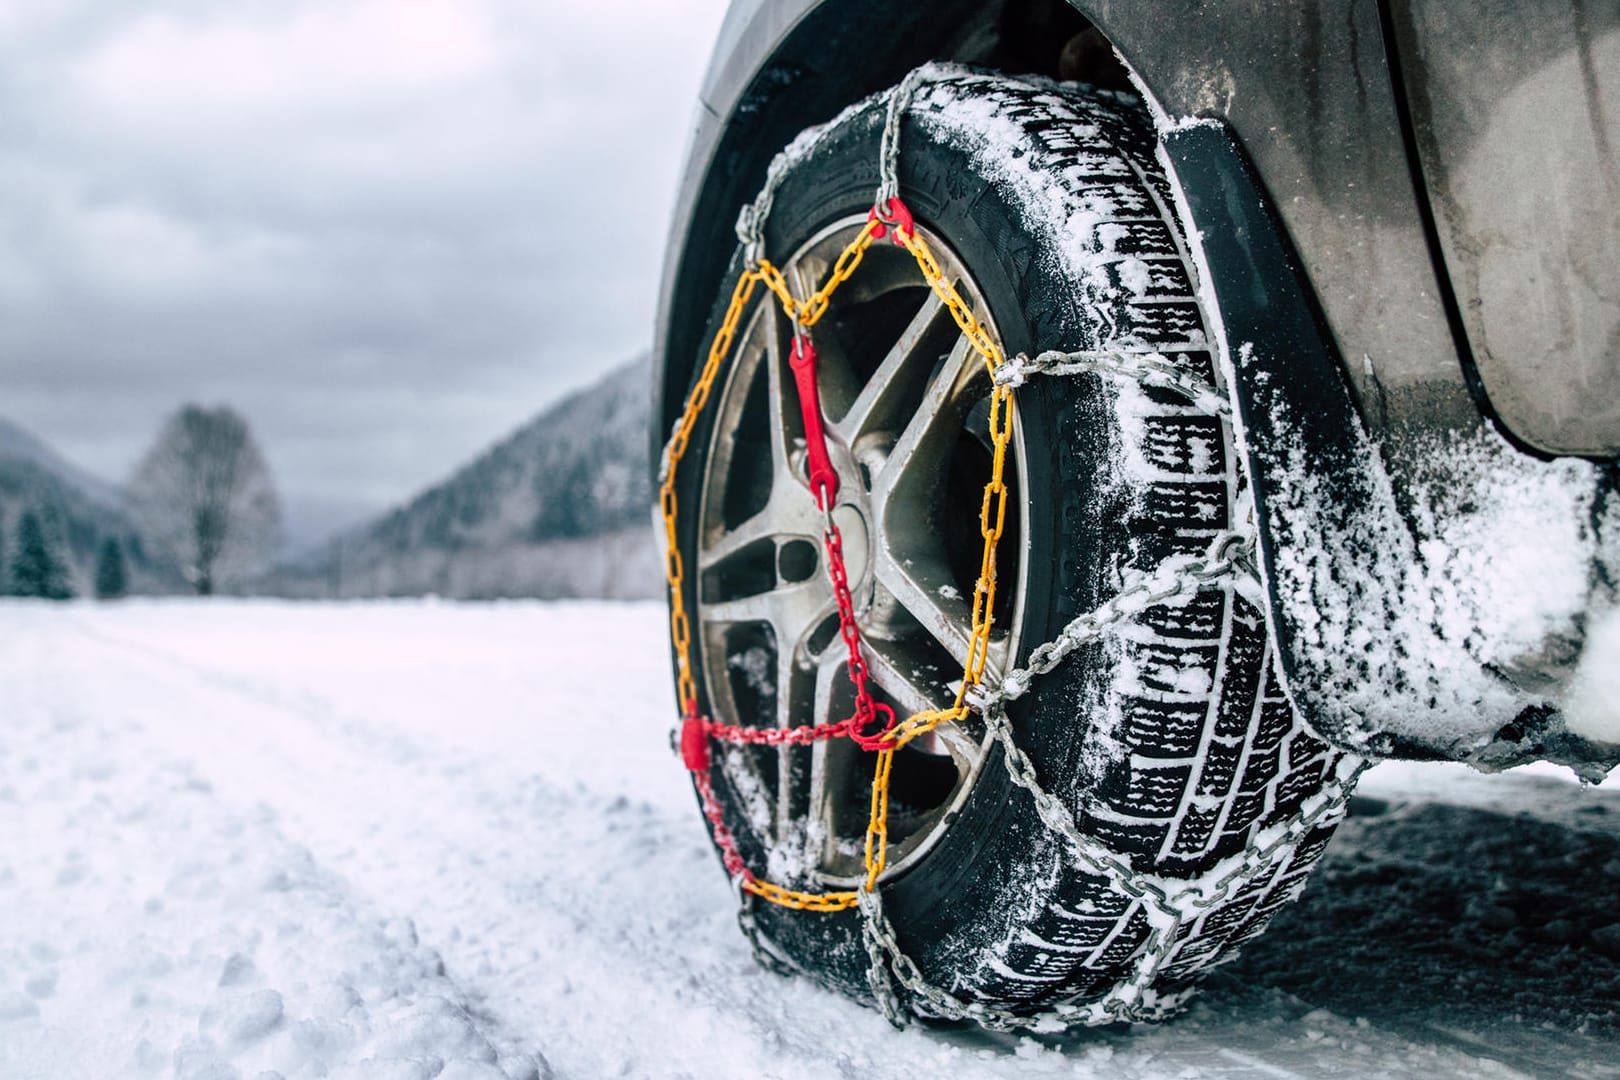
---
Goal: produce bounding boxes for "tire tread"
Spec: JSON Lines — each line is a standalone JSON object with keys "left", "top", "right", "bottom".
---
{"left": 912, "top": 72, "right": 1346, "bottom": 1015}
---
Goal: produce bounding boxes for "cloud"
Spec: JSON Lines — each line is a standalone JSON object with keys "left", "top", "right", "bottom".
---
{"left": 71, "top": 1, "right": 505, "bottom": 120}
{"left": 0, "top": 0, "right": 729, "bottom": 548}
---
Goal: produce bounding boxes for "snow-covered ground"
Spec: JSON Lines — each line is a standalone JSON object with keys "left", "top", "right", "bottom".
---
{"left": 1, "top": 600, "right": 1616, "bottom": 1080}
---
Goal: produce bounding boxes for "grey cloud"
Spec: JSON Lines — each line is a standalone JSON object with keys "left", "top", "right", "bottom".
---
{"left": 0, "top": 0, "right": 728, "bottom": 549}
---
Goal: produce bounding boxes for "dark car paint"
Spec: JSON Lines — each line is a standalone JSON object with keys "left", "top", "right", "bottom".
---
{"left": 1385, "top": 0, "right": 1620, "bottom": 456}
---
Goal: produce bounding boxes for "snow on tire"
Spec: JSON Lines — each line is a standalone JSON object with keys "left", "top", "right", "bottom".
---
{"left": 669, "top": 68, "right": 1351, "bottom": 1023}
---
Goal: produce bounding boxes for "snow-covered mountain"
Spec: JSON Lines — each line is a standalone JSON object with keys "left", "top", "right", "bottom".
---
{"left": 0, "top": 416, "right": 176, "bottom": 595}
{"left": 0, "top": 416, "right": 120, "bottom": 506}
{"left": 276, "top": 356, "right": 660, "bottom": 600}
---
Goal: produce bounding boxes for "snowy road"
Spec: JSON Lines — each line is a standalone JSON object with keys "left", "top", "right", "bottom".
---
{"left": 1, "top": 601, "right": 1616, "bottom": 1079}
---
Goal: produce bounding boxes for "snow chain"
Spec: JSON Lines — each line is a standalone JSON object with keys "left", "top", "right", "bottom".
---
{"left": 659, "top": 71, "right": 1367, "bottom": 1031}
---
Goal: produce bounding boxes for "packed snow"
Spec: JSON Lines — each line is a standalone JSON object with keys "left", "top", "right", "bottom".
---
{"left": 1, "top": 600, "right": 1616, "bottom": 1079}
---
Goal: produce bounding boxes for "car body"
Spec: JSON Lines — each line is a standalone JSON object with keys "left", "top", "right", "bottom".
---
{"left": 655, "top": 0, "right": 1619, "bottom": 773}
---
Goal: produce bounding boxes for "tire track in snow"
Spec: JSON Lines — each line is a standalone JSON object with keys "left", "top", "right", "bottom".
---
{"left": 0, "top": 618, "right": 548, "bottom": 1080}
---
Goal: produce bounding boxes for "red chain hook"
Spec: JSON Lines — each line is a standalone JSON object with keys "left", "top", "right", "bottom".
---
{"left": 791, "top": 335, "right": 897, "bottom": 752}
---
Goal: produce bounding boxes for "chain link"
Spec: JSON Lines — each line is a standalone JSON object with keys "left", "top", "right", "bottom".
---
{"left": 857, "top": 721, "right": 1367, "bottom": 1031}
{"left": 700, "top": 715, "right": 852, "bottom": 748}
{"left": 977, "top": 532, "right": 1255, "bottom": 707}
{"left": 734, "top": 880, "right": 795, "bottom": 977}
{"left": 996, "top": 349, "right": 1233, "bottom": 416}
{"left": 736, "top": 151, "right": 795, "bottom": 266}
{"left": 876, "top": 68, "right": 931, "bottom": 206}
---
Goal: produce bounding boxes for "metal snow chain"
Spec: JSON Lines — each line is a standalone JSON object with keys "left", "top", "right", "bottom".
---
{"left": 876, "top": 67, "right": 934, "bottom": 207}
{"left": 844, "top": 526, "right": 1358, "bottom": 1034}
{"left": 734, "top": 880, "right": 796, "bottom": 979}
{"left": 974, "top": 531, "right": 1257, "bottom": 708}
{"left": 857, "top": 881, "right": 1165, "bottom": 1030}
{"left": 989, "top": 710, "right": 1370, "bottom": 922}
{"left": 995, "top": 349, "right": 1234, "bottom": 418}
{"left": 735, "top": 150, "right": 794, "bottom": 268}
{"left": 858, "top": 891, "right": 909, "bottom": 1025}
{"left": 734, "top": 69, "right": 938, "bottom": 266}
{"left": 858, "top": 736, "right": 1369, "bottom": 1032}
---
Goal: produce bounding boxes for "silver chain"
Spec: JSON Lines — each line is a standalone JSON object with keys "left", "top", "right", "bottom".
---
{"left": 856, "top": 740, "right": 1367, "bottom": 1032}
{"left": 976, "top": 531, "right": 1255, "bottom": 707}
{"left": 996, "top": 349, "right": 1233, "bottom": 417}
{"left": 734, "top": 880, "right": 795, "bottom": 978}
{"left": 876, "top": 67, "right": 932, "bottom": 207}
{"left": 716, "top": 67, "right": 1366, "bottom": 1035}
{"left": 735, "top": 149, "right": 795, "bottom": 267}
{"left": 734, "top": 66, "right": 935, "bottom": 266}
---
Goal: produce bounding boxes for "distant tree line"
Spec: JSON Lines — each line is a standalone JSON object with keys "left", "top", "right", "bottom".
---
{"left": 0, "top": 507, "right": 131, "bottom": 600}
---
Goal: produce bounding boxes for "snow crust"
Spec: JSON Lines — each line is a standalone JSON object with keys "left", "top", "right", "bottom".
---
{"left": 1567, "top": 601, "right": 1620, "bottom": 744}
{"left": 908, "top": 72, "right": 1147, "bottom": 330}
{"left": 1244, "top": 390, "right": 1614, "bottom": 756}
{"left": 2, "top": 601, "right": 1617, "bottom": 1077}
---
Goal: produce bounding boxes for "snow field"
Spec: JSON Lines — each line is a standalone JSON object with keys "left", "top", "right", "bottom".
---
{"left": 0, "top": 600, "right": 1615, "bottom": 1079}
{"left": 0, "top": 617, "right": 543, "bottom": 1080}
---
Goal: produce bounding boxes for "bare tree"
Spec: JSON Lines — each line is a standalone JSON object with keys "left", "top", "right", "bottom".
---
{"left": 129, "top": 405, "right": 281, "bottom": 595}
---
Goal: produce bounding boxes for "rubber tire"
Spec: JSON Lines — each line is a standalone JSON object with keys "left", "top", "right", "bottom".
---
{"left": 672, "top": 70, "right": 1347, "bottom": 1019}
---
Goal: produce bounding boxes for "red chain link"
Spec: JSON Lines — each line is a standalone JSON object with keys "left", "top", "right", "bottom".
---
{"left": 705, "top": 716, "right": 854, "bottom": 746}
{"left": 821, "top": 506, "right": 896, "bottom": 750}
{"left": 692, "top": 761, "right": 753, "bottom": 883}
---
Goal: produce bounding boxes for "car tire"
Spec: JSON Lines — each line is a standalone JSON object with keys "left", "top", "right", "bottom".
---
{"left": 669, "top": 68, "right": 1352, "bottom": 1021}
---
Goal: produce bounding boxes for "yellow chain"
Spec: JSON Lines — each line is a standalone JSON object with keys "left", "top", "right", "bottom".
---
{"left": 749, "top": 879, "right": 860, "bottom": 912}
{"left": 798, "top": 221, "right": 881, "bottom": 327}
{"left": 858, "top": 229, "right": 1014, "bottom": 889}
{"left": 664, "top": 218, "right": 1016, "bottom": 908}
{"left": 661, "top": 264, "right": 771, "bottom": 712}
{"left": 755, "top": 260, "right": 799, "bottom": 323}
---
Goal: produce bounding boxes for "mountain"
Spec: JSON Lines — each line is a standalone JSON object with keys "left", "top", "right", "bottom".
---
{"left": 0, "top": 418, "right": 121, "bottom": 505}
{"left": 275, "top": 356, "right": 661, "bottom": 600}
{"left": 0, "top": 417, "right": 177, "bottom": 595}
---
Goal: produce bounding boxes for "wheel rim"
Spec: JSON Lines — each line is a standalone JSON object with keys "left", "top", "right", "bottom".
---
{"left": 695, "top": 215, "right": 1030, "bottom": 886}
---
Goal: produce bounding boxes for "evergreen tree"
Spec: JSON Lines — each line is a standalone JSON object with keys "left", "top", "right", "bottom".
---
{"left": 9, "top": 510, "right": 73, "bottom": 599}
{"left": 94, "top": 536, "right": 129, "bottom": 599}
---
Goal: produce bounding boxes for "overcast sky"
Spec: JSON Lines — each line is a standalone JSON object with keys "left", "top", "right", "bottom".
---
{"left": 0, "top": 0, "right": 730, "bottom": 549}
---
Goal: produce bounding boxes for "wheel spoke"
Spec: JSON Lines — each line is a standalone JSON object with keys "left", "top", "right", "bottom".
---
{"left": 860, "top": 638, "right": 979, "bottom": 798}
{"left": 806, "top": 653, "right": 849, "bottom": 863}
{"left": 923, "top": 721, "right": 981, "bottom": 770}
{"left": 871, "top": 552, "right": 975, "bottom": 671}
{"left": 861, "top": 633, "right": 978, "bottom": 772}
{"left": 831, "top": 291, "right": 949, "bottom": 447}
{"left": 702, "top": 578, "right": 827, "bottom": 643}
{"left": 772, "top": 640, "right": 818, "bottom": 839}
{"left": 761, "top": 299, "right": 802, "bottom": 486}
{"left": 699, "top": 509, "right": 777, "bottom": 572}
{"left": 773, "top": 614, "right": 827, "bottom": 728}
{"left": 870, "top": 331, "right": 978, "bottom": 512}
{"left": 861, "top": 633, "right": 955, "bottom": 719}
